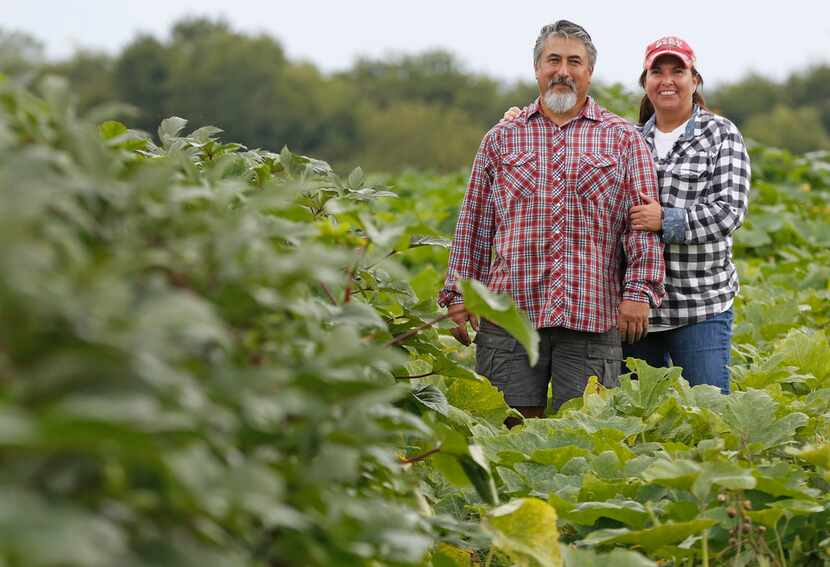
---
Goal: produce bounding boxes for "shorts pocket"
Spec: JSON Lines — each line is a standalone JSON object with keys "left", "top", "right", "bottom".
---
{"left": 575, "top": 153, "right": 619, "bottom": 201}
{"left": 499, "top": 151, "right": 538, "bottom": 201}
{"left": 587, "top": 342, "right": 623, "bottom": 388}
{"left": 474, "top": 323, "right": 519, "bottom": 386}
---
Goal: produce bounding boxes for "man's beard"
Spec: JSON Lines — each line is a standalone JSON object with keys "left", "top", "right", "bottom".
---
{"left": 543, "top": 77, "right": 578, "bottom": 113}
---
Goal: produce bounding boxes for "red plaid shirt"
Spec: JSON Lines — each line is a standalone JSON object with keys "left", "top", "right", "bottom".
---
{"left": 440, "top": 97, "right": 665, "bottom": 332}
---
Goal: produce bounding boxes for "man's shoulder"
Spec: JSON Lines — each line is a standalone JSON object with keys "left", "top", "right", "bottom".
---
{"left": 595, "top": 106, "right": 640, "bottom": 134}
{"left": 479, "top": 110, "right": 535, "bottom": 152}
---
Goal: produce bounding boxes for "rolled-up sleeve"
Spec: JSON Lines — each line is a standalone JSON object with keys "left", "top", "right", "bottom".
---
{"left": 621, "top": 131, "right": 666, "bottom": 307}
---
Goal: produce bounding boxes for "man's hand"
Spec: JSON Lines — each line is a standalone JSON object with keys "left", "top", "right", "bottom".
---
{"left": 499, "top": 106, "right": 522, "bottom": 123}
{"left": 630, "top": 191, "right": 662, "bottom": 232}
{"left": 448, "top": 302, "right": 479, "bottom": 346}
{"left": 618, "top": 300, "right": 649, "bottom": 344}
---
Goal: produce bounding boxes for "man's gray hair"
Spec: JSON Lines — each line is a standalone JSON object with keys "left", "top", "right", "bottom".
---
{"left": 533, "top": 20, "right": 597, "bottom": 71}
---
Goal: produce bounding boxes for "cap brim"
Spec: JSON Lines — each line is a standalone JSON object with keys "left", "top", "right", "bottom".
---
{"left": 644, "top": 49, "right": 693, "bottom": 69}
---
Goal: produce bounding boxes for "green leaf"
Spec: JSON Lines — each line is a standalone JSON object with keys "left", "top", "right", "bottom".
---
{"left": 640, "top": 459, "right": 702, "bottom": 491}
{"left": 721, "top": 389, "right": 809, "bottom": 453}
{"left": 561, "top": 546, "right": 657, "bottom": 567}
{"left": 579, "top": 519, "right": 717, "bottom": 551}
{"left": 348, "top": 166, "right": 366, "bottom": 189}
{"left": 690, "top": 461, "right": 756, "bottom": 501}
{"left": 788, "top": 443, "right": 830, "bottom": 468}
{"left": 98, "top": 120, "right": 127, "bottom": 140}
{"left": 459, "top": 279, "right": 539, "bottom": 366}
{"left": 411, "top": 384, "right": 451, "bottom": 416}
{"left": 458, "top": 445, "right": 499, "bottom": 505}
{"left": 431, "top": 543, "right": 474, "bottom": 567}
{"left": 158, "top": 116, "right": 188, "bottom": 145}
{"left": 563, "top": 499, "right": 650, "bottom": 529}
{"left": 616, "top": 359, "right": 680, "bottom": 417}
{"left": 484, "top": 498, "right": 562, "bottom": 567}
{"left": 445, "top": 375, "right": 512, "bottom": 427}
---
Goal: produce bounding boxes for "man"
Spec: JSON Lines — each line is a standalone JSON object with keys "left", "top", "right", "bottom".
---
{"left": 438, "top": 20, "right": 665, "bottom": 421}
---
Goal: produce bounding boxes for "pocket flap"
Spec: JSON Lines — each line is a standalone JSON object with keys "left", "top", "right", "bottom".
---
{"left": 587, "top": 343, "right": 623, "bottom": 361}
{"left": 580, "top": 153, "right": 617, "bottom": 169}
{"left": 501, "top": 152, "right": 535, "bottom": 167}
{"left": 673, "top": 161, "right": 707, "bottom": 179}
{"left": 474, "top": 330, "right": 519, "bottom": 352}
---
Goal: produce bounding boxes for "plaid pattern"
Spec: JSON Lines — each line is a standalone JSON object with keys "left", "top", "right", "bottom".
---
{"left": 640, "top": 107, "right": 751, "bottom": 326}
{"left": 441, "top": 97, "right": 665, "bottom": 333}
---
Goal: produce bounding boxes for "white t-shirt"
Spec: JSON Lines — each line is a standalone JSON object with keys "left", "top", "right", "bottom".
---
{"left": 653, "top": 119, "right": 689, "bottom": 160}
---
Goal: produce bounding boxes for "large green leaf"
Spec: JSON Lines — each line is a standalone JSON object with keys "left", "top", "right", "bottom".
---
{"left": 721, "top": 389, "right": 809, "bottom": 453}
{"left": 445, "top": 375, "right": 513, "bottom": 426}
{"left": 562, "top": 499, "right": 650, "bottom": 529}
{"left": 579, "top": 519, "right": 717, "bottom": 551}
{"left": 459, "top": 279, "right": 540, "bottom": 366}
{"left": 484, "top": 498, "right": 562, "bottom": 567}
{"left": 561, "top": 546, "right": 657, "bottom": 567}
{"left": 616, "top": 359, "right": 680, "bottom": 417}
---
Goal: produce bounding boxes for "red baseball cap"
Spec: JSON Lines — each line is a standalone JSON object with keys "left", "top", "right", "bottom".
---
{"left": 643, "top": 36, "right": 696, "bottom": 69}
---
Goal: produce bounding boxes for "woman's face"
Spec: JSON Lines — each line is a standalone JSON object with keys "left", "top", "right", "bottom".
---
{"left": 645, "top": 54, "right": 699, "bottom": 116}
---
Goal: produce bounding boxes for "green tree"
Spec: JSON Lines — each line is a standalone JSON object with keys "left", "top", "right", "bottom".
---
{"left": 709, "top": 73, "right": 781, "bottom": 126}
{"left": 354, "top": 101, "right": 484, "bottom": 172}
{"left": 113, "top": 36, "right": 170, "bottom": 134}
{"left": 743, "top": 105, "right": 830, "bottom": 153}
{"left": 45, "top": 50, "right": 115, "bottom": 112}
{"left": 787, "top": 64, "right": 830, "bottom": 132}
{"left": 0, "top": 29, "right": 44, "bottom": 75}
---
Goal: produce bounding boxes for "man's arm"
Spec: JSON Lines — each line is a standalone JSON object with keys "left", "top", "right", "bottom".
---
{"left": 620, "top": 130, "right": 666, "bottom": 342}
{"left": 439, "top": 132, "right": 498, "bottom": 344}
{"left": 660, "top": 124, "right": 751, "bottom": 244}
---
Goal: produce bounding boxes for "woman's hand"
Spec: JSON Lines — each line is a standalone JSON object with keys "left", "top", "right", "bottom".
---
{"left": 630, "top": 191, "right": 663, "bottom": 232}
{"left": 500, "top": 106, "right": 522, "bottom": 123}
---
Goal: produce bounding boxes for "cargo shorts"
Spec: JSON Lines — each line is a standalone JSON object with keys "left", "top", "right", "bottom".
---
{"left": 473, "top": 319, "right": 623, "bottom": 411}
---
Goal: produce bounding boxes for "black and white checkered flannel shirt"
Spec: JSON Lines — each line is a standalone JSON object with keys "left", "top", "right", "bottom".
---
{"left": 639, "top": 106, "right": 751, "bottom": 326}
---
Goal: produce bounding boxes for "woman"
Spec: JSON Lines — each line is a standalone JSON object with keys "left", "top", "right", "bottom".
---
{"left": 503, "top": 37, "right": 751, "bottom": 393}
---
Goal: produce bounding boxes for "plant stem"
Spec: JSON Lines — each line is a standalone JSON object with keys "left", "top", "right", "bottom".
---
{"left": 400, "top": 445, "right": 441, "bottom": 464}
{"left": 319, "top": 282, "right": 337, "bottom": 304}
{"left": 733, "top": 514, "right": 744, "bottom": 567}
{"left": 384, "top": 313, "right": 451, "bottom": 348}
{"left": 343, "top": 241, "right": 368, "bottom": 303}
{"left": 702, "top": 528, "right": 709, "bottom": 567}
{"left": 484, "top": 547, "right": 494, "bottom": 567}
{"left": 393, "top": 371, "right": 436, "bottom": 380}
{"left": 774, "top": 523, "right": 786, "bottom": 567}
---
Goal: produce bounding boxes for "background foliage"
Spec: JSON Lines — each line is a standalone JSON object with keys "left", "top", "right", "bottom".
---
{"left": 1, "top": 63, "right": 829, "bottom": 566}
{"left": 3, "top": 18, "right": 828, "bottom": 173}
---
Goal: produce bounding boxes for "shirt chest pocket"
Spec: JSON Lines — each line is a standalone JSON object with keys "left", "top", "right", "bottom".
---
{"left": 666, "top": 159, "right": 710, "bottom": 204}
{"left": 672, "top": 160, "right": 709, "bottom": 181}
{"left": 498, "top": 151, "right": 538, "bottom": 202}
{"left": 573, "top": 153, "right": 619, "bottom": 201}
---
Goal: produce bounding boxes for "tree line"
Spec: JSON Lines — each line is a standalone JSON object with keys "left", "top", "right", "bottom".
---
{"left": 2, "top": 18, "right": 829, "bottom": 171}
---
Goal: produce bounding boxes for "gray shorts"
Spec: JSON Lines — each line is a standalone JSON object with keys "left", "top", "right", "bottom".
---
{"left": 473, "top": 319, "right": 622, "bottom": 410}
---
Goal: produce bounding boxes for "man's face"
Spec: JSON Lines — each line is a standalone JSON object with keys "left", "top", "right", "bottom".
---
{"left": 535, "top": 36, "right": 593, "bottom": 114}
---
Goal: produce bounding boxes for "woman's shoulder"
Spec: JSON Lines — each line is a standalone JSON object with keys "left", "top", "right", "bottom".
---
{"left": 696, "top": 109, "right": 744, "bottom": 140}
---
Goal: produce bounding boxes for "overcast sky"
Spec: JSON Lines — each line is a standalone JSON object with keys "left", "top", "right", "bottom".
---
{"left": 7, "top": 1, "right": 830, "bottom": 89}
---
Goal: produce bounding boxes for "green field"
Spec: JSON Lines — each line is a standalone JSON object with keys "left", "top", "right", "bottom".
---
{"left": 1, "top": 76, "right": 829, "bottom": 566}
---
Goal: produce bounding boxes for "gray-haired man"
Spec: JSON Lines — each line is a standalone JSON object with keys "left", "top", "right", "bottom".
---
{"left": 439, "top": 20, "right": 665, "bottom": 423}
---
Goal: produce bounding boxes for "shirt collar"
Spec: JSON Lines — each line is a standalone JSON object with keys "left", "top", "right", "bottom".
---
{"left": 642, "top": 105, "right": 700, "bottom": 139}
{"left": 525, "top": 96, "right": 602, "bottom": 124}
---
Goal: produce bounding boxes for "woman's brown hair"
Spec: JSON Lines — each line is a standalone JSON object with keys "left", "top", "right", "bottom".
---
{"left": 638, "top": 66, "right": 707, "bottom": 125}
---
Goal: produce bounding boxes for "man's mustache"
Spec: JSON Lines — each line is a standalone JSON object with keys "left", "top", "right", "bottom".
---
{"left": 548, "top": 76, "right": 576, "bottom": 91}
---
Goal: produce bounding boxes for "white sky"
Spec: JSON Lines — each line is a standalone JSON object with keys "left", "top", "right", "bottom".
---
{"left": 6, "top": 0, "right": 830, "bottom": 89}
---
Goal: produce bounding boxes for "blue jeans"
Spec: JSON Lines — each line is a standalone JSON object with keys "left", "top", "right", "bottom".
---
{"left": 622, "top": 308, "right": 733, "bottom": 394}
